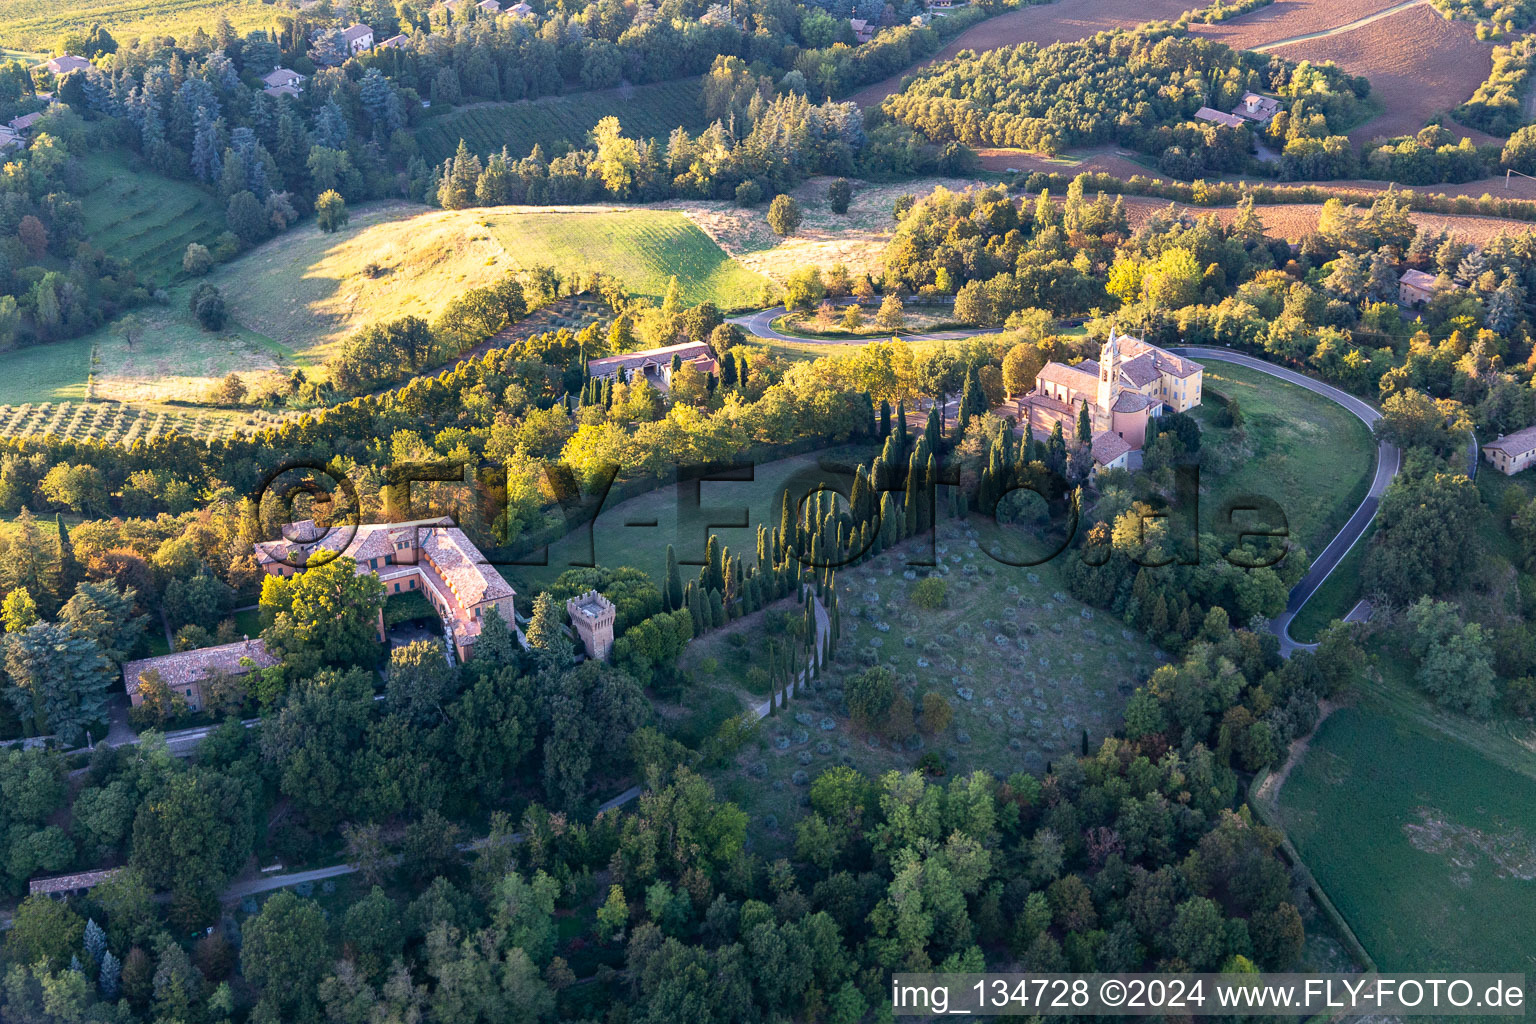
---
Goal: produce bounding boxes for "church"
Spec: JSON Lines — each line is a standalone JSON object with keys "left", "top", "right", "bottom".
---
{"left": 1018, "top": 329, "right": 1204, "bottom": 471}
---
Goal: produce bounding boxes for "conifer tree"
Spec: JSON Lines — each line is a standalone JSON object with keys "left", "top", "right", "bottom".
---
{"left": 664, "top": 545, "right": 684, "bottom": 612}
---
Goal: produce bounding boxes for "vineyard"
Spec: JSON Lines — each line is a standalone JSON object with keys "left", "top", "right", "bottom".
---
{"left": 415, "top": 78, "right": 708, "bottom": 165}
{"left": 485, "top": 208, "right": 769, "bottom": 309}
{"left": 0, "top": 401, "right": 295, "bottom": 443}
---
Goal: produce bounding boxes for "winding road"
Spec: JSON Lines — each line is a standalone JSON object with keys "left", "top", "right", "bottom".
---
{"left": 724, "top": 313, "right": 1409, "bottom": 652}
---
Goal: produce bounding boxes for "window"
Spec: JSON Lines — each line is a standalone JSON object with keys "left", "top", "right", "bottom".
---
{"left": 369, "top": 558, "right": 377, "bottom": 569}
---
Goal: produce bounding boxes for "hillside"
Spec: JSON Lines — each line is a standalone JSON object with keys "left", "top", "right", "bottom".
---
{"left": 415, "top": 79, "right": 710, "bottom": 165}
{"left": 0, "top": 0, "right": 270, "bottom": 49}
{"left": 77, "top": 151, "right": 227, "bottom": 287}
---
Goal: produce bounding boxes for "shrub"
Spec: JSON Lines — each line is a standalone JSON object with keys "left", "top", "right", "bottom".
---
{"left": 911, "top": 577, "right": 948, "bottom": 609}
{"left": 767, "top": 194, "right": 802, "bottom": 237}
{"left": 735, "top": 179, "right": 763, "bottom": 207}
{"left": 182, "top": 243, "right": 212, "bottom": 276}
{"left": 827, "top": 178, "right": 852, "bottom": 214}
{"left": 189, "top": 283, "right": 227, "bottom": 331}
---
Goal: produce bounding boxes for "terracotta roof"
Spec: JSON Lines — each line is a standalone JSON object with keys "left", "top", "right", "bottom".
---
{"left": 30, "top": 868, "right": 120, "bottom": 895}
{"left": 264, "top": 84, "right": 301, "bottom": 98}
{"left": 589, "top": 341, "right": 711, "bottom": 377}
{"left": 40, "top": 55, "right": 91, "bottom": 75}
{"left": 1091, "top": 430, "right": 1133, "bottom": 466}
{"left": 420, "top": 525, "right": 513, "bottom": 605}
{"left": 1195, "top": 106, "right": 1245, "bottom": 129}
{"left": 380, "top": 33, "right": 409, "bottom": 47}
{"left": 1399, "top": 268, "right": 1439, "bottom": 289}
{"left": 1234, "top": 92, "right": 1281, "bottom": 122}
{"left": 1117, "top": 353, "right": 1161, "bottom": 388}
{"left": 1484, "top": 424, "right": 1536, "bottom": 456}
{"left": 1112, "top": 391, "right": 1154, "bottom": 413}
{"left": 478, "top": 0, "right": 502, "bottom": 10}
{"left": 341, "top": 23, "right": 374, "bottom": 43}
{"left": 123, "top": 639, "right": 276, "bottom": 697}
{"left": 262, "top": 67, "right": 302, "bottom": 87}
{"left": 1117, "top": 333, "right": 1202, "bottom": 379}
{"left": 1036, "top": 360, "right": 1099, "bottom": 392}
{"left": 8, "top": 112, "right": 41, "bottom": 132}
{"left": 508, "top": 1, "right": 534, "bottom": 11}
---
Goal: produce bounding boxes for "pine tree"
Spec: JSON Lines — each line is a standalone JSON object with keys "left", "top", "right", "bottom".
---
{"left": 525, "top": 592, "right": 566, "bottom": 663}
{"left": 99, "top": 951, "right": 120, "bottom": 1000}
{"left": 84, "top": 919, "right": 107, "bottom": 965}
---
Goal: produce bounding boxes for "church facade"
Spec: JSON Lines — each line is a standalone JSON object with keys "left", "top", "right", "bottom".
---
{"left": 1019, "top": 329, "right": 1203, "bottom": 470}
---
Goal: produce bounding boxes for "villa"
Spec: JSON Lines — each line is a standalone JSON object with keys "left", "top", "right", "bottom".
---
{"left": 1017, "top": 329, "right": 1203, "bottom": 469}
{"left": 123, "top": 637, "right": 277, "bottom": 713}
{"left": 254, "top": 517, "right": 517, "bottom": 661}
{"left": 587, "top": 341, "right": 718, "bottom": 386}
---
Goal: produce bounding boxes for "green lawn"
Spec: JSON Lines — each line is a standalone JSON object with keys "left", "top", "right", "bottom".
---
{"left": 1273, "top": 705, "right": 1536, "bottom": 989}
{"left": 416, "top": 79, "right": 709, "bottom": 165}
{"left": 77, "top": 151, "right": 227, "bottom": 286}
{"left": 484, "top": 208, "right": 769, "bottom": 310}
{"left": 1194, "top": 359, "right": 1377, "bottom": 556}
{"left": 0, "top": 335, "right": 92, "bottom": 404}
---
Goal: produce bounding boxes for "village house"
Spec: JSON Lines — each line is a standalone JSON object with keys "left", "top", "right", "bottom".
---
{"left": 1195, "top": 106, "right": 1245, "bottom": 129}
{"left": 7, "top": 112, "right": 42, "bottom": 137}
{"left": 341, "top": 24, "right": 376, "bottom": 53}
{"left": 1398, "top": 268, "right": 1454, "bottom": 307}
{"left": 1483, "top": 425, "right": 1536, "bottom": 475}
{"left": 0, "top": 126, "right": 21, "bottom": 151}
{"left": 379, "top": 33, "right": 410, "bottom": 48}
{"left": 254, "top": 517, "right": 517, "bottom": 661}
{"left": 1016, "top": 328, "right": 1203, "bottom": 470}
{"left": 261, "top": 67, "right": 305, "bottom": 97}
{"left": 587, "top": 340, "right": 718, "bottom": 387}
{"left": 35, "top": 54, "right": 92, "bottom": 76}
{"left": 849, "top": 18, "right": 874, "bottom": 42}
{"left": 477, "top": 0, "right": 504, "bottom": 12}
{"left": 1232, "top": 92, "right": 1281, "bottom": 124}
{"left": 508, "top": 2, "right": 535, "bottom": 14}
{"left": 122, "top": 637, "right": 278, "bottom": 713}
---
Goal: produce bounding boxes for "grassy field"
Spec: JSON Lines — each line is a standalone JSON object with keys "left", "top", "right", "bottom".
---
{"left": 1193, "top": 358, "right": 1376, "bottom": 556}
{"left": 0, "top": 0, "right": 272, "bottom": 50}
{"left": 0, "top": 335, "right": 91, "bottom": 405}
{"left": 1273, "top": 704, "right": 1536, "bottom": 985}
{"left": 483, "top": 208, "right": 768, "bottom": 309}
{"left": 681, "top": 513, "right": 1161, "bottom": 857}
{"left": 77, "top": 152, "right": 227, "bottom": 287}
{"left": 416, "top": 79, "right": 709, "bottom": 166}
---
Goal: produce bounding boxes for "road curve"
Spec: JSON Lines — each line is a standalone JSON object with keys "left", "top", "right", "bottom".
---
{"left": 729, "top": 306, "right": 986, "bottom": 346}
{"left": 1171, "top": 347, "right": 1400, "bottom": 655}
{"left": 727, "top": 315, "right": 1407, "bottom": 655}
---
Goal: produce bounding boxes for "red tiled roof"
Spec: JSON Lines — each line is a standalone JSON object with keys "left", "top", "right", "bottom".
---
{"left": 1091, "top": 430, "right": 1133, "bottom": 466}
{"left": 122, "top": 639, "right": 276, "bottom": 696}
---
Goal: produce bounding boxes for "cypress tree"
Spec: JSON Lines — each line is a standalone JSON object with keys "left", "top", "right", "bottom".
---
{"left": 709, "top": 588, "right": 725, "bottom": 629}
{"left": 664, "top": 544, "right": 684, "bottom": 612}
{"left": 56, "top": 514, "right": 81, "bottom": 597}
{"left": 779, "top": 490, "right": 796, "bottom": 556}
{"left": 895, "top": 399, "right": 908, "bottom": 450}
{"left": 1077, "top": 402, "right": 1092, "bottom": 442}
{"left": 880, "top": 398, "right": 892, "bottom": 438}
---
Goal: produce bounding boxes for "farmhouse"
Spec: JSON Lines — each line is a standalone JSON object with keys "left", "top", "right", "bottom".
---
{"left": 850, "top": 18, "right": 874, "bottom": 42}
{"left": 1017, "top": 329, "right": 1203, "bottom": 467}
{"left": 7, "top": 112, "right": 42, "bottom": 136}
{"left": 0, "top": 127, "right": 20, "bottom": 151}
{"left": 1483, "top": 425, "right": 1536, "bottom": 475}
{"left": 379, "top": 33, "right": 410, "bottom": 48}
{"left": 588, "top": 341, "right": 718, "bottom": 386}
{"left": 341, "top": 24, "right": 376, "bottom": 53}
{"left": 254, "top": 517, "right": 517, "bottom": 661}
{"left": 508, "top": 2, "right": 535, "bottom": 14}
{"left": 1195, "top": 106, "right": 1245, "bottom": 129}
{"left": 35, "top": 55, "right": 92, "bottom": 76}
{"left": 122, "top": 637, "right": 277, "bottom": 713}
{"left": 478, "top": 0, "right": 504, "bottom": 12}
{"left": 261, "top": 67, "right": 305, "bottom": 95}
{"left": 1398, "top": 268, "right": 1454, "bottom": 307}
{"left": 1232, "top": 92, "right": 1281, "bottom": 124}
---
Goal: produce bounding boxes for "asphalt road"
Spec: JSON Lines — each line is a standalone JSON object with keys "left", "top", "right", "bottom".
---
{"left": 728, "top": 306, "right": 984, "bottom": 345}
{"left": 1171, "top": 347, "right": 1402, "bottom": 654}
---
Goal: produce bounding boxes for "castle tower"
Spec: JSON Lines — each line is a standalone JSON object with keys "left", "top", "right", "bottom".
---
{"left": 1097, "top": 328, "right": 1119, "bottom": 416}
{"left": 565, "top": 590, "right": 616, "bottom": 661}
